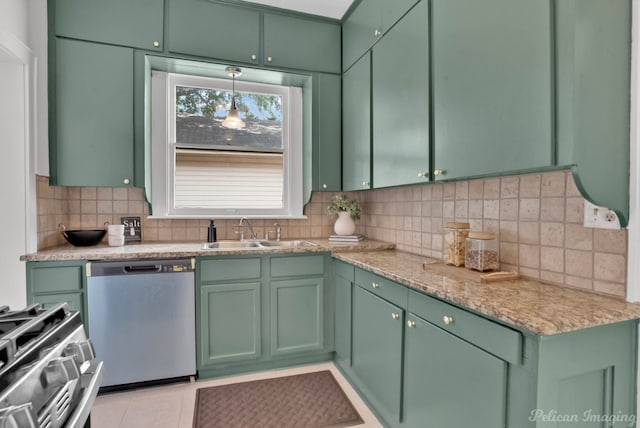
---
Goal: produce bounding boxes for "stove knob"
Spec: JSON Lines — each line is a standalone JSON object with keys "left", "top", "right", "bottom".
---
{"left": 63, "top": 339, "right": 96, "bottom": 364}
{"left": 0, "top": 403, "right": 38, "bottom": 428}
{"left": 43, "top": 355, "right": 80, "bottom": 388}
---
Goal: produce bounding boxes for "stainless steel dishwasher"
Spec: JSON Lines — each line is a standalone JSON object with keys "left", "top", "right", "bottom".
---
{"left": 86, "top": 258, "right": 196, "bottom": 388}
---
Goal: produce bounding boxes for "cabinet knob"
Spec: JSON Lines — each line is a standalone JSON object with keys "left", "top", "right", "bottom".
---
{"left": 407, "top": 320, "right": 416, "bottom": 328}
{"left": 417, "top": 172, "right": 428, "bottom": 178}
{"left": 251, "top": 54, "right": 257, "bottom": 61}
{"left": 443, "top": 315, "right": 454, "bottom": 325}
{"left": 362, "top": 181, "right": 370, "bottom": 187}
{"left": 123, "top": 178, "right": 130, "bottom": 185}
{"left": 434, "top": 169, "right": 446, "bottom": 177}
{"left": 153, "top": 41, "right": 160, "bottom": 48}
{"left": 391, "top": 313, "right": 400, "bottom": 320}
{"left": 374, "top": 29, "right": 381, "bottom": 37}
{"left": 266, "top": 56, "right": 273, "bottom": 63}
{"left": 322, "top": 184, "right": 328, "bottom": 189}
{"left": 372, "top": 282, "right": 380, "bottom": 289}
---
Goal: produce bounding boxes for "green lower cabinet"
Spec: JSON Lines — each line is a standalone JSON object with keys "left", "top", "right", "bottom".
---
{"left": 26, "top": 260, "right": 88, "bottom": 325}
{"left": 270, "top": 278, "right": 324, "bottom": 356}
{"left": 334, "top": 274, "right": 353, "bottom": 369}
{"left": 196, "top": 253, "right": 332, "bottom": 378}
{"left": 352, "top": 285, "right": 403, "bottom": 426}
{"left": 199, "top": 282, "right": 262, "bottom": 366}
{"left": 402, "top": 314, "right": 507, "bottom": 428}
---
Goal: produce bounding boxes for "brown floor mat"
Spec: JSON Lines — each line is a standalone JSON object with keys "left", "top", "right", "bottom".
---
{"left": 192, "top": 370, "right": 364, "bottom": 428}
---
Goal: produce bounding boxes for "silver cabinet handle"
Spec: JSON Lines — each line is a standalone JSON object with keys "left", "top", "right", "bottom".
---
{"left": 434, "top": 169, "right": 446, "bottom": 176}
{"left": 322, "top": 184, "right": 328, "bottom": 189}
{"left": 251, "top": 54, "right": 257, "bottom": 61}
{"left": 374, "top": 29, "right": 381, "bottom": 37}
{"left": 123, "top": 178, "right": 130, "bottom": 185}
{"left": 372, "top": 282, "right": 380, "bottom": 289}
{"left": 443, "top": 315, "right": 454, "bottom": 325}
{"left": 391, "top": 313, "right": 400, "bottom": 320}
{"left": 266, "top": 56, "right": 273, "bottom": 63}
{"left": 407, "top": 320, "right": 416, "bottom": 328}
{"left": 362, "top": 181, "right": 370, "bottom": 187}
{"left": 417, "top": 172, "right": 428, "bottom": 178}
{"left": 153, "top": 41, "right": 160, "bottom": 48}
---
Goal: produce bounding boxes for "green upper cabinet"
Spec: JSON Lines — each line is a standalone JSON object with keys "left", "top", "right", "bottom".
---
{"left": 342, "top": 52, "right": 372, "bottom": 191}
{"left": 312, "top": 74, "right": 342, "bottom": 191}
{"left": 556, "top": 0, "right": 631, "bottom": 225}
{"left": 342, "top": 0, "right": 420, "bottom": 71}
{"left": 168, "top": 0, "right": 341, "bottom": 73}
{"left": 372, "top": 0, "right": 429, "bottom": 188}
{"left": 54, "top": 0, "right": 164, "bottom": 51}
{"left": 168, "top": 0, "right": 261, "bottom": 65}
{"left": 263, "top": 13, "right": 341, "bottom": 73}
{"left": 52, "top": 38, "right": 134, "bottom": 187}
{"left": 432, "top": 0, "right": 553, "bottom": 180}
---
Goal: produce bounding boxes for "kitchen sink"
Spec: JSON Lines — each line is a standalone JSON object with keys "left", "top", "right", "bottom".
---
{"left": 201, "top": 240, "right": 317, "bottom": 250}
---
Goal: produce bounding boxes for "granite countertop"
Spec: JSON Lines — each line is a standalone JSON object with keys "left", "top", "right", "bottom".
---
{"left": 334, "top": 250, "right": 640, "bottom": 336}
{"left": 20, "top": 239, "right": 395, "bottom": 261}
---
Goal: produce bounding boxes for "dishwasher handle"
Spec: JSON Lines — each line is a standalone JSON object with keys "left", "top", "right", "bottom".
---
{"left": 123, "top": 265, "right": 162, "bottom": 273}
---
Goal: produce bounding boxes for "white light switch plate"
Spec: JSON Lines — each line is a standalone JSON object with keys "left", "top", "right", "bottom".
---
{"left": 583, "top": 201, "right": 621, "bottom": 230}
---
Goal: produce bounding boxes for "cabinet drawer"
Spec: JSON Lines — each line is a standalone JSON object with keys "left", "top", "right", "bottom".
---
{"left": 29, "top": 264, "right": 84, "bottom": 293}
{"left": 271, "top": 255, "right": 325, "bottom": 278}
{"left": 355, "top": 269, "right": 407, "bottom": 308}
{"left": 335, "top": 260, "right": 355, "bottom": 282}
{"left": 199, "top": 258, "right": 262, "bottom": 282}
{"left": 408, "top": 290, "right": 522, "bottom": 364}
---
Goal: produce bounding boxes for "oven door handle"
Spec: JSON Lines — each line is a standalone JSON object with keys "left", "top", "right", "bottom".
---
{"left": 63, "top": 361, "right": 104, "bottom": 428}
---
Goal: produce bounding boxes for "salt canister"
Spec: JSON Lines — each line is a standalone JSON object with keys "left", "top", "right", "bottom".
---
{"left": 443, "top": 222, "right": 470, "bottom": 266}
{"left": 465, "top": 232, "right": 499, "bottom": 272}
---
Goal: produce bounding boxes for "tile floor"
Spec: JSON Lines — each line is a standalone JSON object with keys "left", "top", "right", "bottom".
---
{"left": 91, "top": 362, "right": 382, "bottom": 428}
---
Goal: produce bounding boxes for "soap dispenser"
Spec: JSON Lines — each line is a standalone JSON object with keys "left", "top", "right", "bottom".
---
{"left": 207, "top": 219, "right": 217, "bottom": 243}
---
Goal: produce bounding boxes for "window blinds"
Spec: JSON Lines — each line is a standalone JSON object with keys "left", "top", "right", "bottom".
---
{"left": 174, "top": 149, "right": 284, "bottom": 209}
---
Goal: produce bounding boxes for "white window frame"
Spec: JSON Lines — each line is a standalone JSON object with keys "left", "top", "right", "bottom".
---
{"left": 150, "top": 71, "right": 304, "bottom": 219}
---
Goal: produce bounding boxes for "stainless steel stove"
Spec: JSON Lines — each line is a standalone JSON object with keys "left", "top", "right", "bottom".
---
{"left": 0, "top": 303, "right": 103, "bottom": 428}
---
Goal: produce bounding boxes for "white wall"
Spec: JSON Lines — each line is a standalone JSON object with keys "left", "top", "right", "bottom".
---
{"left": 28, "top": 0, "right": 49, "bottom": 176}
{"left": 0, "top": 0, "right": 45, "bottom": 308}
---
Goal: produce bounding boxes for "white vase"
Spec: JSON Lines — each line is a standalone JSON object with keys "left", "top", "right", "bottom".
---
{"left": 334, "top": 211, "right": 356, "bottom": 236}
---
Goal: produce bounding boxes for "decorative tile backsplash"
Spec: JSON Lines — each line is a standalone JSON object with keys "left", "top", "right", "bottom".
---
{"left": 36, "top": 169, "right": 628, "bottom": 298}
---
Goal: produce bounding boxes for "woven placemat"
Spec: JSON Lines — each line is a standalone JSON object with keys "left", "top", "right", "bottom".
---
{"left": 193, "top": 370, "right": 363, "bottom": 428}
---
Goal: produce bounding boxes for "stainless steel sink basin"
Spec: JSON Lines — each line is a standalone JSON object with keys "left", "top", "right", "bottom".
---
{"left": 201, "top": 240, "right": 317, "bottom": 250}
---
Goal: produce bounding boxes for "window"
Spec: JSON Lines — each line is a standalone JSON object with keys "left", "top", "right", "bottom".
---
{"left": 151, "top": 71, "right": 303, "bottom": 218}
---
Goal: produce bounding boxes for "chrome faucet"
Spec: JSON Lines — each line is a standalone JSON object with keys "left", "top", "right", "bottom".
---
{"left": 238, "top": 217, "right": 258, "bottom": 240}
{"left": 274, "top": 223, "right": 282, "bottom": 241}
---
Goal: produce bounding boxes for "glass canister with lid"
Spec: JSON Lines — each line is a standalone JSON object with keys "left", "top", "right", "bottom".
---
{"left": 443, "top": 222, "right": 470, "bottom": 266}
{"left": 465, "top": 232, "right": 499, "bottom": 271}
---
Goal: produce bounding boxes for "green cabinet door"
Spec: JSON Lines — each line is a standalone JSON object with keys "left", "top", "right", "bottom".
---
{"left": 54, "top": 0, "right": 164, "bottom": 51}
{"left": 270, "top": 278, "right": 325, "bottom": 356}
{"left": 556, "top": 0, "right": 631, "bottom": 225}
{"left": 334, "top": 274, "right": 352, "bottom": 368}
{"left": 372, "top": 0, "right": 429, "bottom": 188}
{"left": 263, "top": 14, "right": 341, "bottom": 73}
{"left": 199, "top": 282, "right": 262, "bottom": 366}
{"left": 53, "top": 39, "right": 134, "bottom": 187}
{"left": 168, "top": 0, "right": 261, "bottom": 65}
{"left": 342, "top": 0, "right": 419, "bottom": 72}
{"left": 403, "top": 314, "right": 507, "bottom": 428}
{"left": 432, "top": 0, "right": 553, "bottom": 180}
{"left": 352, "top": 285, "right": 403, "bottom": 426}
{"left": 313, "top": 73, "right": 342, "bottom": 191}
{"left": 342, "top": 53, "right": 372, "bottom": 191}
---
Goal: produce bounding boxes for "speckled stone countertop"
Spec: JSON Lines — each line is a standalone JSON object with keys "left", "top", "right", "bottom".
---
{"left": 334, "top": 250, "right": 640, "bottom": 336}
{"left": 20, "top": 239, "right": 395, "bottom": 261}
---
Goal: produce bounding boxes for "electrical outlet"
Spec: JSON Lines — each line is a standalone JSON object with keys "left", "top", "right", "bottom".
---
{"left": 583, "top": 201, "right": 621, "bottom": 230}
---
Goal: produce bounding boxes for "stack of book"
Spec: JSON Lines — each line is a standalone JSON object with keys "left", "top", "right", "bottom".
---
{"left": 328, "top": 234, "right": 364, "bottom": 242}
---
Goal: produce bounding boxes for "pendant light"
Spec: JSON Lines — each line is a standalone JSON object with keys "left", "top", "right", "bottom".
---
{"left": 222, "top": 66, "right": 245, "bottom": 129}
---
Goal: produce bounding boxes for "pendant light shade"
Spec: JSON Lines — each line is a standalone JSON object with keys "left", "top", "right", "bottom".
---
{"left": 222, "top": 66, "right": 245, "bottom": 129}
